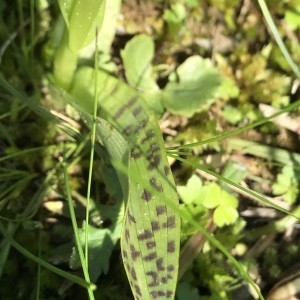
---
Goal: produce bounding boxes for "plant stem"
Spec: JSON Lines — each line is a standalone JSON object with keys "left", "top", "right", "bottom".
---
{"left": 53, "top": 34, "right": 77, "bottom": 90}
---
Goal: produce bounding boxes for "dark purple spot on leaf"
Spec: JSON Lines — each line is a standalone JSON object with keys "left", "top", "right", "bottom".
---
{"left": 141, "top": 129, "right": 155, "bottom": 144}
{"left": 141, "top": 189, "right": 152, "bottom": 201}
{"left": 143, "top": 252, "right": 157, "bottom": 261}
{"left": 147, "top": 154, "right": 161, "bottom": 171}
{"left": 151, "top": 221, "right": 160, "bottom": 231}
{"left": 146, "top": 271, "right": 159, "bottom": 287}
{"left": 156, "top": 205, "right": 166, "bottom": 216}
{"left": 125, "top": 229, "right": 130, "bottom": 243}
{"left": 135, "top": 285, "right": 142, "bottom": 296}
{"left": 127, "top": 210, "right": 136, "bottom": 224}
{"left": 167, "top": 265, "right": 174, "bottom": 272}
{"left": 122, "top": 125, "right": 132, "bottom": 137}
{"left": 150, "top": 291, "right": 172, "bottom": 298}
{"left": 156, "top": 258, "right": 165, "bottom": 271}
{"left": 133, "top": 106, "right": 142, "bottom": 117}
{"left": 127, "top": 97, "right": 138, "bottom": 107}
{"left": 113, "top": 96, "right": 137, "bottom": 118}
{"left": 130, "top": 267, "right": 137, "bottom": 280}
{"left": 163, "top": 216, "right": 176, "bottom": 229}
{"left": 130, "top": 244, "right": 140, "bottom": 261}
{"left": 150, "top": 177, "right": 163, "bottom": 192}
{"left": 164, "top": 166, "right": 170, "bottom": 176}
{"left": 150, "top": 291, "right": 159, "bottom": 298}
{"left": 150, "top": 143, "right": 160, "bottom": 152}
{"left": 134, "top": 119, "right": 148, "bottom": 133}
{"left": 131, "top": 145, "right": 141, "bottom": 159}
{"left": 154, "top": 154, "right": 161, "bottom": 164}
{"left": 146, "top": 153, "right": 153, "bottom": 161}
{"left": 146, "top": 241, "right": 156, "bottom": 249}
{"left": 114, "top": 105, "right": 127, "bottom": 119}
{"left": 166, "top": 291, "right": 173, "bottom": 298}
{"left": 167, "top": 240, "right": 175, "bottom": 253}
{"left": 137, "top": 229, "right": 153, "bottom": 240}
{"left": 161, "top": 276, "right": 168, "bottom": 284}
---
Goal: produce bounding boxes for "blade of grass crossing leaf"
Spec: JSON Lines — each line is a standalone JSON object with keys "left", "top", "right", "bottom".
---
{"left": 63, "top": 161, "right": 95, "bottom": 300}
{"left": 167, "top": 99, "right": 300, "bottom": 151}
{"left": 85, "top": 26, "right": 100, "bottom": 268}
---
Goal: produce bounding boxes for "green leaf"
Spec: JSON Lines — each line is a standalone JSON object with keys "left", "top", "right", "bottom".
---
{"left": 54, "top": 0, "right": 106, "bottom": 89}
{"left": 212, "top": 190, "right": 238, "bottom": 227}
{"left": 272, "top": 166, "right": 299, "bottom": 204}
{"left": 70, "top": 223, "right": 122, "bottom": 282}
{"left": 163, "top": 3, "right": 187, "bottom": 39}
{"left": 177, "top": 174, "right": 203, "bottom": 204}
{"left": 162, "top": 56, "right": 221, "bottom": 117}
{"left": 121, "top": 34, "right": 164, "bottom": 114}
{"left": 213, "top": 206, "right": 238, "bottom": 227}
{"left": 57, "top": 0, "right": 72, "bottom": 28}
{"left": 201, "top": 183, "right": 222, "bottom": 209}
{"left": 58, "top": 0, "right": 106, "bottom": 51}
{"left": 201, "top": 183, "right": 238, "bottom": 226}
{"left": 219, "top": 190, "right": 238, "bottom": 208}
{"left": 121, "top": 34, "right": 159, "bottom": 92}
{"left": 285, "top": 9, "right": 300, "bottom": 30}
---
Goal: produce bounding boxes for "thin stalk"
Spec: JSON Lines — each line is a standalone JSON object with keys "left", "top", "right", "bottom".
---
{"left": 258, "top": 0, "right": 300, "bottom": 79}
{"left": 53, "top": 34, "right": 77, "bottom": 90}
{"left": 63, "top": 162, "right": 95, "bottom": 300}
{"left": 36, "top": 216, "right": 42, "bottom": 300}
{"left": 169, "top": 154, "right": 298, "bottom": 218}
{"left": 167, "top": 99, "right": 300, "bottom": 151}
{"left": 30, "top": 0, "right": 35, "bottom": 68}
{"left": 85, "top": 27, "right": 99, "bottom": 267}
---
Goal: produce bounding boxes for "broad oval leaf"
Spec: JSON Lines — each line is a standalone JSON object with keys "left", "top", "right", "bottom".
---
{"left": 121, "top": 34, "right": 159, "bottom": 92}
{"left": 71, "top": 67, "right": 180, "bottom": 300}
{"left": 162, "top": 55, "right": 221, "bottom": 117}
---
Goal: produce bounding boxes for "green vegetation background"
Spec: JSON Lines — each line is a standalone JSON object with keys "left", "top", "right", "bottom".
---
{"left": 0, "top": 0, "right": 300, "bottom": 299}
